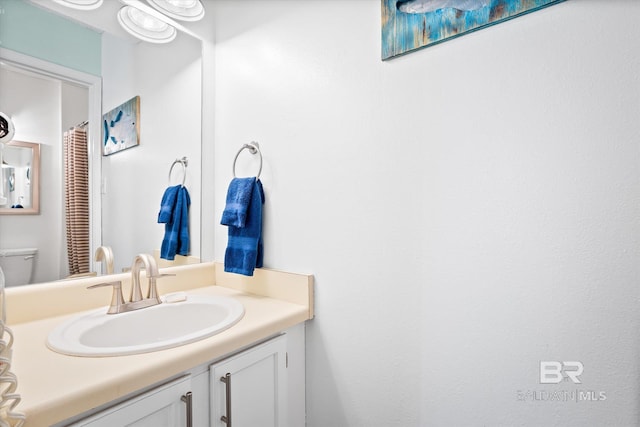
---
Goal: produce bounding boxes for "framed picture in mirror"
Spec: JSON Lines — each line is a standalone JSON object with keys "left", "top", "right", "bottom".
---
{"left": 102, "top": 95, "right": 141, "bottom": 156}
{"left": 0, "top": 140, "right": 40, "bottom": 215}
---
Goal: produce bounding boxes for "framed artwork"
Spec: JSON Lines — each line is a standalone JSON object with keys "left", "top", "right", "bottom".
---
{"left": 382, "top": 0, "right": 565, "bottom": 60}
{"left": 102, "top": 95, "right": 140, "bottom": 155}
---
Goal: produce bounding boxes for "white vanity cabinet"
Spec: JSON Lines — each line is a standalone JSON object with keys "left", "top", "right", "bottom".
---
{"left": 210, "top": 334, "right": 287, "bottom": 427}
{"left": 62, "top": 324, "right": 305, "bottom": 427}
{"left": 68, "top": 376, "right": 193, "bottom": 427}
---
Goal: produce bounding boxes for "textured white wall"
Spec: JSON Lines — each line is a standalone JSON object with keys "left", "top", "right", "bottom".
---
{"left": 212, "top": 1, "right": 640, "bottom": 425}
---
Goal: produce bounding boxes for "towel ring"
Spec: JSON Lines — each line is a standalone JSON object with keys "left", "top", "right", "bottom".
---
{"left": 233, "top": 141, "right": 262, "bottom": 178}
{"left": 168, "top": 157, "right": 188, "bottom": 186}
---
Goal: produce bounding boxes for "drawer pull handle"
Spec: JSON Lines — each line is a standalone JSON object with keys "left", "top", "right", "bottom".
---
{"left": 220, "top": 373, "right": 232, "bottom": 426}
{"left": 181, "top": 392, "right": 193, "bottom": 427}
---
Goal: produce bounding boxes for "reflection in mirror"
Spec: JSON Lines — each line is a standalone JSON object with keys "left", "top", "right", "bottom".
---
{"left": 99, "top": 25, "right": 203, "bottom": 275}
{"left": 0, "top": 0, "right": 204, "bottom": 285}
{"left": 0, "top": 140, "right": 40, "bottom": 214}
{"left": 0, "top": 50, "right": 98, "bottom": 285}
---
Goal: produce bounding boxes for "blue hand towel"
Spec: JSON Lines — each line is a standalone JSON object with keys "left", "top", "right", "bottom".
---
{"left": 158, "top": 185, "right": 180, "bottom": 223}
{"left": 221, "top": 177, "right": 256, "bottom": 228}
{"left": 221, "top": 178, "right": 264, "bottom": 276}
{"left": 159, "top": 186, "right": 191, "bottom": 260}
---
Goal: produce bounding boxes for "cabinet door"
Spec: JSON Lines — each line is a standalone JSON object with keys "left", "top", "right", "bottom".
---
{"left": 210, "top": 335, "right": 287, "bottom": 427}
{"left": 70, "top": 376, "right": 192, "bottom": 427}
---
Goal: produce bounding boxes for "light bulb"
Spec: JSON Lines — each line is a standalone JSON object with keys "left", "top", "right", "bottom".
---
{"left": 117, "top": 6, "right": 177, "bottom": 44}
{"left": 145, "top": 0, "right": 205, "bottom": 22}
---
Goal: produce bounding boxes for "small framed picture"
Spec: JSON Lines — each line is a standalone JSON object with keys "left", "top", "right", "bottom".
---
{"left": 102, "top": 95, "right": 140, "bottom": 156}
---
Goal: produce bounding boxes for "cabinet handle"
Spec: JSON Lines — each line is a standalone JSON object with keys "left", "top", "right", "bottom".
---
{"left": 220, "top": 373, "right": 232, "bottom": 426}
{"left": 181, "top": 392, "right": 193, "bottom": 427}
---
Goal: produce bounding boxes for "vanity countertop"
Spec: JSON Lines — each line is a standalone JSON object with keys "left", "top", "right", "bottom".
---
{"left": 6, "top": 262, "right": 314, "bottom": 427}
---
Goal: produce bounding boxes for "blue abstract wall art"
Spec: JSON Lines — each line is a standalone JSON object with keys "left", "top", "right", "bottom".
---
{"left": 102, "top": 96, "right": 140, "bottom": 156}
{"left": 382, "top": 0, "right": 565, "bottom": 60}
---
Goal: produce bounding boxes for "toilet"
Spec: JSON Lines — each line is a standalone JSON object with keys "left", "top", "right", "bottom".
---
{"left": 0, "top": 248, "right": 37, "bottom": 287}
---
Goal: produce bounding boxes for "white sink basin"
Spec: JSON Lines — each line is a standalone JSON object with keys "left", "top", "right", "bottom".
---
{"left": 47, "top": 293, "right": 245, "bottom": 357}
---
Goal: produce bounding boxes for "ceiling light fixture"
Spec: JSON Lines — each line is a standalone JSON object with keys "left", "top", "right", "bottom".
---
{"left": 117, "top": 5, "right": 177, "bottom": 44}
{"left": 50, "top": 0, "right": 202, "bottom": 43}
{"left": 145, "top": 0, "right": 205, "bottom": 22}
{"left": 51, "top": 0, "right": 104, "bottom": 11}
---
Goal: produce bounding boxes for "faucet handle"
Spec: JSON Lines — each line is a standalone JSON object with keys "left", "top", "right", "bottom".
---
{"left": 88, "top": 281, "right": 125, "bottom": 314}
{"left": 147, "top": 273, "right": 175, "bottom": 300}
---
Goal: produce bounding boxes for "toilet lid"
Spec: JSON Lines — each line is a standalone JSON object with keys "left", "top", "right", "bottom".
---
{"left": 0, "top": 248, "right": 38, "bottom": 257}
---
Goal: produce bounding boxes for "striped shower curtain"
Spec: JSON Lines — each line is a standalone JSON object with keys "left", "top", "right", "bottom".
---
{"left": 64, "top": 127, "right": 90, "bottom": 276}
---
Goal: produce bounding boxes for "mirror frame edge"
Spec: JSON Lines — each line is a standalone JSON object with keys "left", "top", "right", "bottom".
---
{"left": 0, "top": 47, "right": 103, "bottom": 273}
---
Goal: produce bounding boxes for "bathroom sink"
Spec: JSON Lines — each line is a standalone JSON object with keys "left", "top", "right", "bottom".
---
{"left": 47, "top": 293, "right": 245, "bottom": 357}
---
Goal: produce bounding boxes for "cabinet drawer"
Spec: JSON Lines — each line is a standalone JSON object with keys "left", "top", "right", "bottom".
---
{"left": 68, "top": 376, "right": 192, "bottom": 427}
{"left": 210, "top": 335, "right": 287, "bottom": 427}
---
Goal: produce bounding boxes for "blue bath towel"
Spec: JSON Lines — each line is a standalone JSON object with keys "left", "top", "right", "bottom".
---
{"left": 221, "top": 178, "right": 264, "bottom": 276}
{"left": 159, "top": 185, "right": 190, "bottom": 260}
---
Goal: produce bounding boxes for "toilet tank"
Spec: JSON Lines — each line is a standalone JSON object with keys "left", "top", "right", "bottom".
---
{"left": 0, "top": 248, "right": 37, "bottom": 287}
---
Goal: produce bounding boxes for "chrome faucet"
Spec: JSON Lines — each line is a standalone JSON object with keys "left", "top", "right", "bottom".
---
{"left": 89, "top": 253, "right": 172, "bottom": 314}
{"left": 94, "top": 246, "right": 114, "bottom": 275}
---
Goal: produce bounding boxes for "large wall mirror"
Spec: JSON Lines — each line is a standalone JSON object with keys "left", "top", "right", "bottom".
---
{"left": 0, "top": 0, "right": 206, "bottom": 285}
{"left": 0, "top": 140, "right": 40, "bottom": 214}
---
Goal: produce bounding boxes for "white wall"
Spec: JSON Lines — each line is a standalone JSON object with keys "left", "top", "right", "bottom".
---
{"left": 212, "top": 1, "right": 640, "bottom": 425}
{"left": 0, "top": 68, "right": 86, "bottom": 283}
{"left": 101, "top": 32, "right": 202, "bottom": 273}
